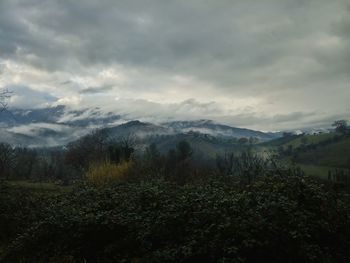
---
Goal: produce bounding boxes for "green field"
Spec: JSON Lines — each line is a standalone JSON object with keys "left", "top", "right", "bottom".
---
{"left": 260, "top": 132, "right": 350, "bottom": 179}
{"left": 283, "top": 132, "right": 338, "bottom": 148}
{"left": 295, "top": 138, "right": 350, "bottom": 168}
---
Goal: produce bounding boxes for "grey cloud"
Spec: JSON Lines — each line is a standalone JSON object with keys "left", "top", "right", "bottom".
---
{"left": 0, "top": 0, "right": 349, "bottom": 130}
{"left": 60, "top": 80, "right": 72, "bottom": 85}
{"left": 7, "top": 86, "right": 58, "bottom": 109}
{"left": 79, "top": 86, "right": 113, "bottom": 94}
{"left": 0, "top": 64, "right": 6, "bottom": 75}
{"left": 75, "top": 96, "right": 334, "bottom": 131}
{"left": 0, "top": 0, "right": 345, "bottom": 78}
{"left": 272, "top": 112, "right": 316, "bottom": 123}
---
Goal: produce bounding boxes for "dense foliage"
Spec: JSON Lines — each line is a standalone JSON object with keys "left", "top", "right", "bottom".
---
{"left": 1, "top": 171, "right": 350, "bottom": 262}
{"left": 1, "top": 128, "right": 350, "bottom": 262}
{"left": 0, "top": 183, "right": 51, "bottom": 249}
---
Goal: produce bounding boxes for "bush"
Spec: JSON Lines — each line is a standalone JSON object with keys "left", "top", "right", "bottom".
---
{"left": 0, "top": 182, "right": 50, "bottom": 248}
{"left": 86, "top": 161, "right": 134, "bottom": 186}
{"left": 2, "top": 173, "right": 350, "bottom": 263}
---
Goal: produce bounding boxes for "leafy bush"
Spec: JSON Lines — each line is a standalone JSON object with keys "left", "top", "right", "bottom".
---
{"left": 0, "top": 182, "right": 49, "bottom": 248}
{"left": 2, "top": 172, "right": 350, "bottom": 263}
{"left": 86, "top": 161, "right": 134, "bottom": 186}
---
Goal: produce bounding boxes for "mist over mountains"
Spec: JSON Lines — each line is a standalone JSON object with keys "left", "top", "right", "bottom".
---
{"left": 0, "top": 105, "right": 282, "bottom": 147}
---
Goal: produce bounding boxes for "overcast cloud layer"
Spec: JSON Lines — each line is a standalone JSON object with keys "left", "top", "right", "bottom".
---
{"left": 0, "top": 0, "right": 349, "bottom": 131}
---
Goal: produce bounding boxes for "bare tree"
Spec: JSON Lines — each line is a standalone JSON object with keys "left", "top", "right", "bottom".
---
{"left": 0, "top": 143, "right": 15, "bottom": 180}
{"left": 332, "top": 120, "right": 349, "bottom": 135}
{"left": 66, "top": 129, "right": 110, "bottom": 170}
{"left": 108, "top": 134, "right": 136, "bottom": 163}
{"left": 0, "top": 88, "right": 12, "bottom": 112}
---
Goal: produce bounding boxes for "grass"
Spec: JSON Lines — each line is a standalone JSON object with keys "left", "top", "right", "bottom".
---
{"left": 264, "top": 133, "right": 350, "bottom": 178}
{"left": 4, "top": 180, "right": 73, "bottom": 193}
{"left": 283, "top": 132, "right": 339, "bottom": 148}
{"left": 262, "top": 132, "right": 340, "bottom": 149}
{"left": 295, "top": 137, "right": 350, "bottom": 168}
{"left": 86, "top": 160, "right": 133, "bottom": 186}
{"left": 260, "top": 134, "right": 301, "bottom": 147}
{"left": 295, "top": 164, "right": 340, "bottom": 179}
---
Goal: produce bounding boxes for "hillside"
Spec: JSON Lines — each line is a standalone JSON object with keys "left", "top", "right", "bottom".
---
{"left": 147, "top": 132, "right": 243, "bottom": 160}
{"left": 260, "top": 134, "right": 302, "bottom": 147}
{"left": 103, "top": 120, "right": 173, "bottom": 138}
{"left": 263, "top": 132, "right": 350, "bottom": 177}
{"left": 163, "top": 120, "right": 279, "bottom": 141}
{"left": 293, "top": 136, "right": 350, "bottom": 168}
{"left": 282, "top": 133, "right": 339, "bottom": 149}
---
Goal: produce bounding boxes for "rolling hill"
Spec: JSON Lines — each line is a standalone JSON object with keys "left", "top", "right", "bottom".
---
{"left": 263, "top": 132, "right": 350, "bottom": 177}
{"left": 293, "top": 136, "right": 350, "bottom": 168}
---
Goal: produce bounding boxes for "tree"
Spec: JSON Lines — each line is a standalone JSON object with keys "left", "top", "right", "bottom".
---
{"left": 0, "top": 88, "right": 11, "bottom": 112}
{"left": 301, "top": 136, "right": 308, "bottom": 145}
{"left": 332, "top": 120, "right": 348, "bottom": 135}
{"left": 249, "top": 137, "right": 259, "bottom": 144}
{"left": 108, "top": 145, "right": 122, "bottom": 164}
{"left": 118, "top": 135, "right": 135, "bottom": 161}
{"left": 216, "top": 152, "right": 234, "bottom": 176}
{"left": 176, "top": 140, "right": 193, "bottom": 161}
{"left": 165, "top": 149, "right": 177, "bottom": 171}
{"left": 66, "top": 130, "right": 109, "bottom": 170}
{"left": 144, "top": 143, "right": 161, "bottom": 173}
{"left": 145, "top": 143, "right": 160, "bottom": 163}
{"left": 0, "top": 143, "right": 15, "bottom": 179}
{"left": 238, "top": 137, "right": 248, "bottom": 145}
{"left": 283, "top": 132, "right": 293, "bottom": 137}
{"left": 108, "top": 136, "right": 135, "bottom": 164}
{"left": 13, "top": 147, "right": 37, "bottom": 179}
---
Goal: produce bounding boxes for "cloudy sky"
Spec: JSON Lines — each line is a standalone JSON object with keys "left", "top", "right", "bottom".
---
{"left": 0, "top": 0, "right": 349, "bottom": 131}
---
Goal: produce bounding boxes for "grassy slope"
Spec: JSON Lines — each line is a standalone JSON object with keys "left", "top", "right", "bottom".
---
{"left": 295, "top": 137, "right": 350, "bottom": 168}
{"left": 262, "top": 132, "right": 339, "bottom": 149}
{"left": 296, "top": 164, "right": 340, "bottom": 179}
{"left": 260, "top": 134, "right": 301, "bottom": 147}
{"left": 283, "top": 133, "right": 338, "bottom": 148}
{"left": 261, "top": 132, "right": 350, "bottom": 177}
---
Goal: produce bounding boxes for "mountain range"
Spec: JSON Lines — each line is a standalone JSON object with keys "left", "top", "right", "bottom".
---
{"left": 0, "top": 105, "right": 280, "bottom": 147}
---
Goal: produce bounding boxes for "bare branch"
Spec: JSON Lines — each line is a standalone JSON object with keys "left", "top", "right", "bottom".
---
{"left": 0, "top": 88, "right": 12, "bottom": 112}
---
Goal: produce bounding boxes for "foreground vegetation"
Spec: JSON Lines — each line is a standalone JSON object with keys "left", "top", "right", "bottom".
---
{"left": 1, "top": 160, "right": 350, "bottom": 262}
{"left": 1, "top": 121, "right": 350, "bottom": 262}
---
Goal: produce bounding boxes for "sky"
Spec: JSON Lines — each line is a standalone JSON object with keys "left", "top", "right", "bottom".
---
{"left": 0, "top": 0, "right": 349, "bottom": 131}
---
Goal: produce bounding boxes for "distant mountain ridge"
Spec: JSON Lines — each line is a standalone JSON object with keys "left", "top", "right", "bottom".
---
{"left": 162, "top": 120, "right": 278, "bottom": 141}
{"left": 0, "top": 106, "right": 281, "bottom": 147}
{"left": 0, "top": 105, "right": 121, "bottom": 127}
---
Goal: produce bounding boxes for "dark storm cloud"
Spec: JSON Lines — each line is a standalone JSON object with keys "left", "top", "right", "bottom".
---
{"left": 0, "top": 0, "right": 349, "bottom": 130}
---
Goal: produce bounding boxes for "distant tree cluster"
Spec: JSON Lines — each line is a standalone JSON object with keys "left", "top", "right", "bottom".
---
{"left": 0, "top": 143, "right": 81, "bottom": 184}
{"left": 215, "top": 151, "right": 287, "bottom": 184}
{"left": 0, "top": 128, "right": 199, "bottom": 185}
{"left": 0, "top": 144, "right": 37, "bottom": 180}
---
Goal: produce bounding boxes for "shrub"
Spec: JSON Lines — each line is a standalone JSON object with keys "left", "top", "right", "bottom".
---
{"left": 2, "top": 173, "right": 350, "bottom": 263}
{"left": 0, "top": 182, "right": 50, "bottom": 249}
{"left": 86, "top": 161, "right": 134, "bottom": 186}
